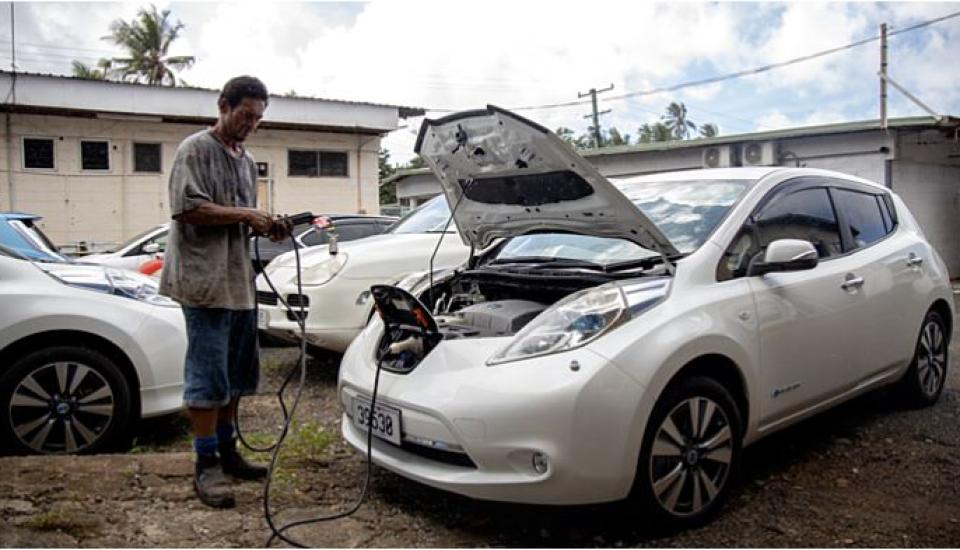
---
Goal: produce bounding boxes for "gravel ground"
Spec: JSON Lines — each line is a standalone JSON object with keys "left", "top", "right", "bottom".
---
{"left": 2, "top": 314, "right": 959, "bottom": 548}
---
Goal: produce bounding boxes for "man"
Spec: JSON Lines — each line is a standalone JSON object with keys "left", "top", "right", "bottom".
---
{"left": 160, "top": 75, "right": 289, "bottom": 508}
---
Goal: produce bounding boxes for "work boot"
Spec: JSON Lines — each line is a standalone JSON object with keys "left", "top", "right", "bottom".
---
{"left": 220, "top": 439, "right": 268, "bottom": 481}
{"left": 194, "top": 454, "right": 236, "bottom": 509}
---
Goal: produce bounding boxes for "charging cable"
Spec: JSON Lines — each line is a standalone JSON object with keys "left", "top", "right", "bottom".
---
{"left": 243, "top": 225, "right": 383, "bottom": 548}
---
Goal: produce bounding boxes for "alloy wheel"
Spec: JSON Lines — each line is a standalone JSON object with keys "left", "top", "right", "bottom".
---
{"left": 649, "top": 396, "right": 733, "bottom": 517}
{"left": 917, "top": 318, "right": 947, "bottom": 398}
{"left": 8, "top": 361, "right": 115, "bottom": 454}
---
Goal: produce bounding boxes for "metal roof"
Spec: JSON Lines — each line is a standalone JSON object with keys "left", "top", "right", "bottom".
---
{"left": 382, "top": 114, "right": 958, "bottom": 182}
{"left": 0, "top": 70, "right": 425, "bottom": 134}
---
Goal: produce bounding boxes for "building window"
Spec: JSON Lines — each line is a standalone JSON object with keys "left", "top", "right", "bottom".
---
{"left": 133, "top": 142, "right": 162, "bottom": 173}
{"left": 287, "top": 150, "right": 349, "bottom": 177}
{"left": 22, "top": 138, "right": 55, "bottom": 170}
{"left": 81, "top": 140, "right": 110, "bottom": 170}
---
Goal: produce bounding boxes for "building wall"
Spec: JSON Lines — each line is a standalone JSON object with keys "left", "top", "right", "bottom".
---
{"left": 892, "top": 161, "right": 960, "bottom": 277}
{"left": 0, "top": 113, "right": 380, "bottom": 246}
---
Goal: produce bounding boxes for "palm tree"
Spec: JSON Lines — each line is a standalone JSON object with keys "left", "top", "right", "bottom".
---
{"left": 637, "top": 122, "right": 674, "bottom": 143}
{"left": 662, "top": 102, "right": 697, "bottom": 140}
{"left": 605, "top": 127, "right": 631, "bottom": 147}
{"left": 71, "top": 58, "right": 113, "bottom": 80}
{"left": 105, "top": 5, "right": 195, "bottom": 86}
{"left": 699, "top": 123, "right": 719, "bottom": 139}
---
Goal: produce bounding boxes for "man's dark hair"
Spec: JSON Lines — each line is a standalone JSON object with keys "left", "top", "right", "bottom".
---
{"left": 219, "top": 76, "right": 269, "bottom": 109}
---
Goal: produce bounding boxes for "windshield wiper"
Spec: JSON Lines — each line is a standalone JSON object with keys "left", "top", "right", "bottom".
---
{"left": 604, "top": 253, "right": 686, "bottom": 272}
{"left": 488, "top": 256, "right": 606, "bottom": 269}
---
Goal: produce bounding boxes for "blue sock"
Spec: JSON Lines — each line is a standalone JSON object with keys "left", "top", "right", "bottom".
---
{"left": 216, "top": 423, "right": 236, "bottom": 449}
{"left": 194, "top": 435, "right": 218, "bottom": 457}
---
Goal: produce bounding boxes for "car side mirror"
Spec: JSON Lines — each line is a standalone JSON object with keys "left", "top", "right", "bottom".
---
{"left": 748, "top": 239, "right": 818, "bottom": 277}
{"left": 142, "top": 243, "right": 161, "bottom": 255}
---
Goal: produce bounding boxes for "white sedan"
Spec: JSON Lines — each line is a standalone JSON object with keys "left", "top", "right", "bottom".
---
{"left": 255, "top": 196, "right": 469, "bottom": 354}
{"left": 81, "top": 224, "right": 168, "bottom": 271}
{"left": 0, "top": 245, "right": 185, "bottom": 454}
{"left": 338, "top": 107, "right": 953, "bottom": 529}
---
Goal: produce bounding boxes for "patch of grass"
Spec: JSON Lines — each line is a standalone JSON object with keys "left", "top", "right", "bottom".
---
{"left": 239, "top": 421, "right": 334, "bottom": 488}
{"left": 23, "top": 509, "right": 96, "bottom": 537}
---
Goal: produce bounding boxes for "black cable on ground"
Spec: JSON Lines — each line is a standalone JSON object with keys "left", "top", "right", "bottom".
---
{"left": 238, "top": 229, "right": 382, "bottom": 548}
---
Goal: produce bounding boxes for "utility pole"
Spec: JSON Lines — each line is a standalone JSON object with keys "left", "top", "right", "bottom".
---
{"left": 880, "top": 23, "right": 887, "bottom": 130}
{"left": 578, "top": 84, "right": 614, "bottom": 148}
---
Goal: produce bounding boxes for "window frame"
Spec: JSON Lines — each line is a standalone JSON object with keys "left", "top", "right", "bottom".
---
{"left": 132, "top": 142, "right": 163, "bottom": 174}
{"left": 286, "top": 148, "right": 350, "bottom": 178}
{"left": 80, "top": 139, "right": 112, "bottom": 172}
{"left": 716, "top": 177, "right": 900, "bottom": 282}
{"left": 21, "top": 136, "right": 57, "bottom": 171}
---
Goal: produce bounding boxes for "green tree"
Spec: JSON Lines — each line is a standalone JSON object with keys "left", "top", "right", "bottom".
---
{"left": 71, "top": 58, "right": 113, "bottom": 80}
{"left": 699, "top": 123, "right": 719, "bottom": 138}
{"left": 378, "top": 148, "right": 397, "bottom": 205}
{"left": 105, "top": 4, "right": 195, "bottom": 86}
{"left": 405, "top": 156, "right": 428, "bottom": 169}
{"left": 605, "top": 126, "right": 631, "bottom": 147}
{"left": 662, "top": 102, "right": 696, "bottom": 140}
{"left": 637, "top": 122, "right": 674, "bottom": 143}
{"left": 554, "top": 126, "right": 590, "bottom": 150}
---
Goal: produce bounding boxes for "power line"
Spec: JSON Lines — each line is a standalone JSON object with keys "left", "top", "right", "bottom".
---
{"left": 427, "top": 8, "right": 960, "bottom": 113}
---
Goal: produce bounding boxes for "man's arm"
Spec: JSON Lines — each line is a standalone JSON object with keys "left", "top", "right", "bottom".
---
{"left": 175, "top": 203, "right": 275, "bottom": 235}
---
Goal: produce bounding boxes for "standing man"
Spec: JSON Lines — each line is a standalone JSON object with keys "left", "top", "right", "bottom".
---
{"left": 160, "top": 75, "right": 288, "bottom": 508}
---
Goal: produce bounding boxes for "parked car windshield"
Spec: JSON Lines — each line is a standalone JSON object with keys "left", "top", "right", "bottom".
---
{"left": 387, "top": 196, "right": 454, "bottom": 234}
{"left": 102, "top": 225, "right": 163, "bottom": 253}
{"left": 494, "top": 179, "right": 752, "bottom": 265}
{"left": 1, "top": 219, "right": 68, "bottom": 262}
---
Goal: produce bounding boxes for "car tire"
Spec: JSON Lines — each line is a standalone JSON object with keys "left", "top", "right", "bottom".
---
{"left": 897, "top": 310, "right": 949, "bottom": 408}
{"left": 633, "top": 376, "right": 742, "bottom": 531}
{"left": 0, "top": 346, "right": 134, "bottom": 455}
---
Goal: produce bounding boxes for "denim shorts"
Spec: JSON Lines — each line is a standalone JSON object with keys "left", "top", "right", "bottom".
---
{"left": 181, "top": 307, "right": 260, "bottom": 409}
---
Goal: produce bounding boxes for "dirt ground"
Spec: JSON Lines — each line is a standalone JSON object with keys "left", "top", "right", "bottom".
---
{"left": 2, "top": 317, "right": 960, "bottom": 548}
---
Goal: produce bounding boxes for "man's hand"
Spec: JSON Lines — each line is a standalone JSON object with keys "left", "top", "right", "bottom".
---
{"left": 269, "top": 216, "right": 294, "bottom": 242}
{"left": 244, "top": 209, "right": 275, "bottom": 236}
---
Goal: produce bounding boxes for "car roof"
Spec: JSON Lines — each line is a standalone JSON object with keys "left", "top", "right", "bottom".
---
{"left": 0, "top": 211, "right": 43, "bottom": 221}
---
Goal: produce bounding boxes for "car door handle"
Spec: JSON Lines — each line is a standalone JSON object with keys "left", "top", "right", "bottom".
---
{"left": 906, "top": 254, "right": 924, "bottom": 267}
{"left": 841, "top": 276, "right": 864, "bottom": 290}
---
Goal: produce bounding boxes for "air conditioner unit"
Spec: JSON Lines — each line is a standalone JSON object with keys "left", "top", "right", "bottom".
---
{"left": 701, "top": 145, "right": 735, "bottom": 168}
{"left": 741, "top": 141, "right": 778, "bottom": 166}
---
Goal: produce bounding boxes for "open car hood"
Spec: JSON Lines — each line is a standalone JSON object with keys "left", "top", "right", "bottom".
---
{"left": 414, "top": 105, "right": 678, "bottom": 256}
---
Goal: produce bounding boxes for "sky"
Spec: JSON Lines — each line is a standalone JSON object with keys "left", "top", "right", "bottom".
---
{"left": 1, "top": 1, "right": 958, "bottom": 164}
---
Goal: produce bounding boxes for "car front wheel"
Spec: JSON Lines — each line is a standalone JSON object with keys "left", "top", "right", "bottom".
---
{"left": 0, "top": 346, "right": 133, "bottom": 455}
{"left": 634, "top": 376, "right": 742, "bottom": 531}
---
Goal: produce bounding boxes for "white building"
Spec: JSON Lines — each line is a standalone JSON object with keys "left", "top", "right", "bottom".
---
{"left": 385, "top": 116, "right": 960, "bottom": 276}
{"left": 0, "top": 71, "right": 423, "bottom": 248}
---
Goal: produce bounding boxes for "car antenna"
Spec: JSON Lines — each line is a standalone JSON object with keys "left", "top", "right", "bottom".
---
{"left": 427, "top": 178, "right": 474, "bottom": 311}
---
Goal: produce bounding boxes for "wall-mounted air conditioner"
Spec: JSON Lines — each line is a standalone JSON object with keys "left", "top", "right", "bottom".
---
{"left": 741, "top": 141, "right": 778, "bottom": 166}
{"left": 701, "top": 145, "right": 735, "bottom": 168}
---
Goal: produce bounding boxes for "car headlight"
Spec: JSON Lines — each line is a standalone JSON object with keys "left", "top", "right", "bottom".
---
{"left": 487, "top": 277, "right": 671, "bottom": 365}
{"left": 42, "top": 265, "right": 178, "bottom": 307}
{"left": 301, "top": 252, "right": 347, "bottom": 286}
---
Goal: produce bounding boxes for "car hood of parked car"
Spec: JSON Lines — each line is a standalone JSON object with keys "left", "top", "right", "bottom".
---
{"left": 414, "top": 105, "right": 679, "bottom": 256}
{"left": 268, "top": 231, "right": 468, "bottom": 272}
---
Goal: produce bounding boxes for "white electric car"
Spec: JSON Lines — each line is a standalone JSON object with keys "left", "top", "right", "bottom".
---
{"left": 0, "top": 245, "right": 185, "bottom": 454}
{"left": 81, "top": 224, "right": 169, "bottom": 271}
{"left": 255, "top": 196, "right": 469, "bottom": 354}
{"left": 338, "top": 107, "right": 953, "bottom": 528}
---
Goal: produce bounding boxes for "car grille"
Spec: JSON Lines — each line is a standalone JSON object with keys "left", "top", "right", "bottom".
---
{"left": 286, "top": 294, "right": 310, "bottom": 308}
{"left": 256, "top": 291, "right": 277, "bottom": 306}
{"left": 400, "top": 441, "right": 477, "bottom": 469}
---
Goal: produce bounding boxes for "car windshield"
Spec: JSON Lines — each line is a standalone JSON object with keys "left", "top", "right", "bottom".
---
{"left": 493, "top": 178, "right": 751, "bottom": 265}
{"left": 103, "top": 225, "right": 162, "bottom": 253}
{"left": 387, "top": 196, "right": 454, "bottom": 234}
{"left": 1, "top": 219, "right": 68, "bottom": 262}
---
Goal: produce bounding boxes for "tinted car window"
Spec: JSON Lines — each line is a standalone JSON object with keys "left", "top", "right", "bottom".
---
{"left": 833, "top": 189, "right": 889, "bottom": 249}
{"left": 334, "top": 222, "right": 377, "bottom": 242}
{"left": 756, "top": 187, "right": 842, "bottom": 258}
{"left": 719, "top": 187, "right": 841, "bottom": 281}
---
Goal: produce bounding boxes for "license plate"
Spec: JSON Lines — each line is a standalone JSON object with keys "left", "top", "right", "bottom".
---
{"left": 257, "top": 308, "right": 268, "bottom": 330}
{"left": 351, "top": 396, "right": 402, "bottom": 445}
